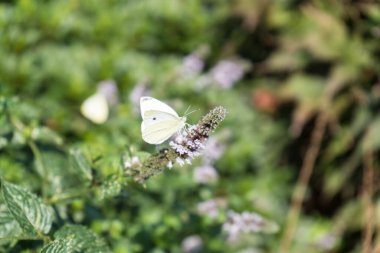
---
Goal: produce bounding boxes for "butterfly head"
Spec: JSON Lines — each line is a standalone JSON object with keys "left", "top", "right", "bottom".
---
{"left": 180, "top": 116, "right": 187, "bottom": 124}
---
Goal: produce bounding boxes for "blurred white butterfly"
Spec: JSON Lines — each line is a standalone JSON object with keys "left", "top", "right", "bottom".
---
{"left": 140, "top": 97, "right": 187, "bottom": 144}
{"left": 80, "top": 93, "right": 109, "bottom": 124}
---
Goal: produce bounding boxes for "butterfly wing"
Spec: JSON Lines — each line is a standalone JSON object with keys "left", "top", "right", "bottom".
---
{"left": 80, "top": 93, "right": 109, "bottom": 124}
{"left": 141, "top": 111, "right": 185, "bottom": 144}
{"left": 140, "top": 97, "right": 179, "bottom": 119}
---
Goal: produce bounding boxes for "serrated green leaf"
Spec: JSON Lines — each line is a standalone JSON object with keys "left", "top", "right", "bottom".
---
{"left": 70, "top": 149, "right": 93, "bottom": 184}
{"left": 51, "top": 224, "right": 111, "bottom": 253}
{"left": 1, "top": 180, "right": 54, "bottom": 235}
{"left": 38, "top": 149, "right": 84, "bottom": 199}
{"left": 98, "top": 174, "right": 122, "bottom": 200}
{"left": 0, "top": 204, "right": 22, "bottom": 238}
{"left": 40, "top": 238, "right": 75, "bottom": 253}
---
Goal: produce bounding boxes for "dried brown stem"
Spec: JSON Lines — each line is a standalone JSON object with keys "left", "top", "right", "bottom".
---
{"left": 278, "top": 69, "right": 345, "bottom": 253}
{"left": 278, "top": 109, "right": 328, "bottom": 253}
{"left": 362, "top": 151, "right": 375, "bottom": 253}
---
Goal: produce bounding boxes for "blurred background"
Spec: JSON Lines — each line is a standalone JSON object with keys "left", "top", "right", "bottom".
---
{"left": 1, "top": 0, "right": 380, "bottom": 252}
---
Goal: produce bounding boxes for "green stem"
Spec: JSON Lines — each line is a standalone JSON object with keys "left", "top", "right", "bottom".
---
{"left": 46, "top": 191, "right": 87, "bottom": 204}
{"left": 5, "top": 111, "right": 49, "bottom": 200}
{"left": 0, "top": 235, "right": 48, "bottom": 242}
{"left": 27, "top": 140, "right": 49, "bottom": 200}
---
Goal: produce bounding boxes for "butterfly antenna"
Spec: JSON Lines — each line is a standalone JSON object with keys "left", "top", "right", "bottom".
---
{"left": 184, "top": 105, "right": 191, "bottom": 115}
{"left": 185, "top": 108, "right": 199, "bottom": 117}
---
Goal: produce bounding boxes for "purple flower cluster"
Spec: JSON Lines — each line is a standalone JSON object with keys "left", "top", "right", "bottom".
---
{"left": 194, "top": 59, "right": 250, "bottom": 90}
{"left": 123, "top": 156, "right": 140, "bottom": 170}
{"left": 202, "top": 137, "right": 226, "bottom": 164}
{"left": 169, "top": 106, "right": 226, "bottom": 167}
{"left": 129, "top": 81, "right": 150, "bottom": 114}
{"left": 222, "top": 210, "right": 278, "bottom": 243}
{"left": 193, "top": 165, "right": 219, "bottom": 184}
{"left": 315, "top": 233, "right": 337, "bottom": 250}
{"left": 197, "top": 198, "right": 227, "bottom": 219}
{"left": 180, "top": 54, "right": 205, "bottom": 77}
{"left": 97, "top": 80, "right": 119, "bottom": 106}
{"left": 209, "top": 60, "right": 247, "bottom": 89}
{"left": 169, "top": 126, "right": 206, "bottom": 166}
{"left": 238, "top": 249, "right": 261, "bottom": 253}
{"left": 181, "top": 235, "right": 203, "bottom": 253}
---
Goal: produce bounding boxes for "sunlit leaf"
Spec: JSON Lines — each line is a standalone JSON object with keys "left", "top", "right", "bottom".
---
{"left": 280, "top": 74, "right": 325, "bottom": 108}
{"left": 97, "top": 174, "right": 122, "bottom": 200}
{"left": 265, "top": 50, "right": 307, "bottom": 72}
{"left": 40, "top": 238, "right": 75, "bottom": 253}
{"left": 293, "top": 6, "right": 347, "bottom": 60}
{"left": 333, "top": 199, "right": 363, "bottom": 231}
{"left": 294, "top": 218, "right": 338, "bottom": 252}
{"left": 361, "top": 116, "right": 380, "bottom": 153}
{"left": 363, "top": 4, "right": 380, "bottom": 22}
{"left": 46, "top": 224, "right": 111, "bottom": 253}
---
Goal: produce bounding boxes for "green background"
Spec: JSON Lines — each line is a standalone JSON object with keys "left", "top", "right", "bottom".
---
{"left": 1, "top": 0, "right": 380, "bottom": 252}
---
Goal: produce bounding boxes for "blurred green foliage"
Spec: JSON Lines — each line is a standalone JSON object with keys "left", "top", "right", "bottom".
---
{"left": 1, "top": 0, "right": 380, "bottom": 252}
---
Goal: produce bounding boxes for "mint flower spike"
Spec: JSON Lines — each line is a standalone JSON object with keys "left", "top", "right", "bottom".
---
{"left": 132, "top": 106, "right": 227, "bottom": 183}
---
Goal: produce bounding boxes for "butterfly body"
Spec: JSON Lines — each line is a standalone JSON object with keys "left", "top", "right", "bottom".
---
{"left": 140, "top": 97, "right": 186, "bottom": 144}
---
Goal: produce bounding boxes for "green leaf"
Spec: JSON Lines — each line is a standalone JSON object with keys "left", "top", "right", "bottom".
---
{"left": 40, "top": 238, "right": 75, "bottom": 253}
{"left": 265, "top": 50, "right": 307, "bottom": 72}
{"left": 280, "top": 74, "right": 325, "bottom": 109}
{"left": 364, "top": 4, "right": 380, "bottom": 22}
{"left": 42, "top": 224, "right": 111, "bottom": 253}
{"left": 31, "top": 127, "right": 63, "bottom": 146}
{"left": 38, "top": 149, "right": 85, "bottom": 199}
{"left": 361, "top": 116, "right": 380, "bottom": 153}
{"left": 0, "top": 204, "right": 22, "bottom": 238}
{"left": 70, "top": 149, "right": 93, "bottom": 184}
{"left": 97, "top": 174, "right": 122, "bottom": 200}
{"left": 1, "top": 180, "right": 54, "bottom": 235}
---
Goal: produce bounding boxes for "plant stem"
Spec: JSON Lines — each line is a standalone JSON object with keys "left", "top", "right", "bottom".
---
{"left": 5, "top": 109, "right": 49, "bottom": 200}
{"left": 46, "top": 190, "right": 88, "bottom": 204}
{"left": 278, "top": 68, "right": 345, "bottom": 253}
{"left": 27, "top": 140, "right": 49, "bottom": 200}
{"left": 0, "top": 235, "right": 47, "bottom": 242}
{"left": 362, "top": 151, "right": 374, "bottom": 253}
{"left": 278, "top": 109, "right": 328, "bottom": 253}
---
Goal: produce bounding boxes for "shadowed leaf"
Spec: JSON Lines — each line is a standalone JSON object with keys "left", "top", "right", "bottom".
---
{"left": 1, "top": 180, "right": 54, "bottom": 235}
{"left": 0, "top": 204, "right": 22, "bottom": 238}
{"left": 70, "top": 149, "right": 93, "bottom": 184}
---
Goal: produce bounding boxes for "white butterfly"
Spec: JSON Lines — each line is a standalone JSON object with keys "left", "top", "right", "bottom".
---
{"left": 140, "top": 97, "right": 187, "bottom": 144}
{"left": 80, "top": 93, "right": 109, "bottom": 124}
